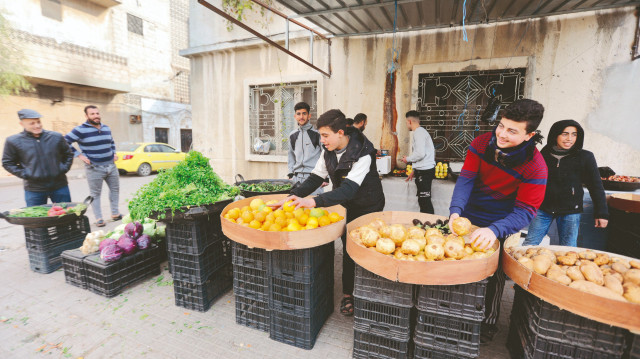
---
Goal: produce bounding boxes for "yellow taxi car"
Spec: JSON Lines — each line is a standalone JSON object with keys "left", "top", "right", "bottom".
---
{"left": 115, "top": 142, "right": 186, "bottom": 176}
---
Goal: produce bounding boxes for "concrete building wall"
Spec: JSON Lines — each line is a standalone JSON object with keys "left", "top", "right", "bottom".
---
{"left": 185, "top": 6, "right": 640, "bottom": 184}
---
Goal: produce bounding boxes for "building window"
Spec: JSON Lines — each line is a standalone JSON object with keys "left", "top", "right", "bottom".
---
{"left": 41, "top": 0, "right": 62, "bottom": 21}
{"left": 416, "top": 68, "right": 526, "bottom": 161}
{"left": 155, "top": 128, "right": 168, "bottom": 144}
{"left": 248, "top": 81, "right": 317, "bottom": 157}
{"left": 180, "top": 129, "right": 192, "bottom": 152}
{"left": 37, "top": 84, "right": 64, "bottom": 103}
{"left": 127, "top": 14, "right": 144, "bottom": 36}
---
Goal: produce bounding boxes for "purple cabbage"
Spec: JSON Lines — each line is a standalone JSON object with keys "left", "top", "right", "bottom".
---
{"left": 100, "top": 244, "right": 123, "bottom": 262}
{"left": 125, "top": 222, "right": 143, "bottom": 240}
{"left": 117, "top": 234, "right": 137, "bottom": 256}
{"left": 136, "top": 234, "right": 151, "bottom": 250}
{"left": 99, "top": 238, "right": 117, "bottom": 252}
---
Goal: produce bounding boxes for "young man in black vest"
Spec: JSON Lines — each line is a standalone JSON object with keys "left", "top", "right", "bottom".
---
{"left": 272, "top": 109, "right": 385, "bottom": 316}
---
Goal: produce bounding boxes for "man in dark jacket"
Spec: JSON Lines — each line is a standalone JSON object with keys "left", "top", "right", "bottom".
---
{"left": 524, "top": 120, "right": 608, "bottom": 246}
{"left": 271, "top": 109, "right": 385, "bottom": 316}
{"left": 2, "top": 109, "right": 74, "bottom": 206}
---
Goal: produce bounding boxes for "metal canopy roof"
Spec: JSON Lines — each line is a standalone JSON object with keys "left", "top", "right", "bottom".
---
{"left": 277, "top": 0, "right": 640, "bottom": 37}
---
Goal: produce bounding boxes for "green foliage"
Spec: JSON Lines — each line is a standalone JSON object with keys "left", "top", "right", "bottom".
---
{"left": 128, "top": 151, "right": 239, "bottom": 220}
{"left": 221, "top": 0, "right": 273, "bottom": 31}
{"left": 238, "top": 182, "right": 292, "bottom": 192}
{"left": 0, "top": 11, "right": 32, "bottom": 96}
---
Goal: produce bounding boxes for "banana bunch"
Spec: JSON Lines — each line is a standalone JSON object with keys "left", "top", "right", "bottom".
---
{"left": 435, "top": 162, "right": 448, "bottom": 179}
{"left": 406, "top": 164, "right": 413, "bottom": 176}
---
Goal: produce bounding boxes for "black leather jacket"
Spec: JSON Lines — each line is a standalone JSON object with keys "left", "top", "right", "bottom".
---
{"left": 2, "top": 130, "right": 74, "bottom": 191}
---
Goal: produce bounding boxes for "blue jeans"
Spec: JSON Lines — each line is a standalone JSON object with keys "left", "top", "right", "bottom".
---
{"left": 24, "top": 185, "right": 71, "bottom": 207}
{"left": 523, "top": 209, "right": 581, "bottom": 247}
{"left": 85, "top": 163, "right": 120, "bottom": 220}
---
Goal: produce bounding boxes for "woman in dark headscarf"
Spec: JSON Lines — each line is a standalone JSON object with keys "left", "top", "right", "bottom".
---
{"left": 523, "top": 120, "right": 608, "bottom": 247}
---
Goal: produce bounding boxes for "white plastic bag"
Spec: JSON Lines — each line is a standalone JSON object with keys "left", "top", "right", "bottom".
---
{"left": 253, "top": 138, "right": 270, "bottom": 154}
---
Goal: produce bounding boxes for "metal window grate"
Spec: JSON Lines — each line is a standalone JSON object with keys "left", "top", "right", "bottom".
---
{"left": 248, "top": 81, "right": 317, "bottom": 156}
{"left": 127, "top": 13, "right": 143, "bottom": 36}
{"left": 416, "top": 68, "right": 527, "bottom": 161}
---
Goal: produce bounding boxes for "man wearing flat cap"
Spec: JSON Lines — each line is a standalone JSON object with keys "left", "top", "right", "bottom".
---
{"left": 2, "top": 109, "right": 74, "bottom": 206}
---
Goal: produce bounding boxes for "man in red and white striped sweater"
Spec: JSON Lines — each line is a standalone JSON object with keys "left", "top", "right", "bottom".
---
{"left": 449, "top": 99, "right": 548, "bottom": 343}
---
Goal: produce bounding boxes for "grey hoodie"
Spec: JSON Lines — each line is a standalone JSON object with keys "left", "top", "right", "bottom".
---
{"left": 288, "top": 122, "right": 322, "bottom": 176}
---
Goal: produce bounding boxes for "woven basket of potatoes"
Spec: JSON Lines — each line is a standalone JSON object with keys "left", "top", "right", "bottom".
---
{"left": 506, "top": 247, "right": 640, "bottom": 304}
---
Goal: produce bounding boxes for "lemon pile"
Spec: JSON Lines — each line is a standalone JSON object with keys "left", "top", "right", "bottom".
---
{"left": 435, "top": 162, "right": 448, "bottom": 179}
{"left": 223, "top": 198, "right": 344, "bottom": 232}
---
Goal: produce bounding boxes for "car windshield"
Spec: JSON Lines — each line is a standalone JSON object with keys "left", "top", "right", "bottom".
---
{"left": 118, "top": 143, "right": 141, "bottom": 152}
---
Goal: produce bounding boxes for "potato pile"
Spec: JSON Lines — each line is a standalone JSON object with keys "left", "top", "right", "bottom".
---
{"left": 507, "top": 247, "right": 640, "bottom": 304}
{"left": 350, "top": 217, "right": 495, "bottom": 262}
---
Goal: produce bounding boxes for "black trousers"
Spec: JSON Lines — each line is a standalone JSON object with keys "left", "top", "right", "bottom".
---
{"left": 415, "top": 168, "right": 435, "bottom": 214}
{"left": 341, "top": 202, "right": 385, "bottom": 295}
{"left": 483, "top": 238, "right": 507, "bottom": 325}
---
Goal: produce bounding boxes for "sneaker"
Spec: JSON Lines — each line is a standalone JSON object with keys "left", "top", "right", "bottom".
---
{"left": 480, "top": 323, "right": 499, "bottom": 344}
{"left": 95, "top": 219, "right": 106, "bottom": 227}
{"left": 111, "top": 214, "right": 123, "bottom": 221}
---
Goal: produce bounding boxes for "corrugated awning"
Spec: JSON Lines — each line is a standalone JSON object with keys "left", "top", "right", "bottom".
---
{"left": 277, "top": 0, "right": 640, "bottom": 37}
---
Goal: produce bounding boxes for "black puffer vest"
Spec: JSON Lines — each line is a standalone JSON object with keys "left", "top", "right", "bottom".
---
{"left": 324, "top": 127, "right": 385, "bottom": 211}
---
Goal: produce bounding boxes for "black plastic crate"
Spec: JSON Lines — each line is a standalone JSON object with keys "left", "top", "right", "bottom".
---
{"left": 61, "top": 249, "right": 91, "bottom": 288}
{"left": 165, "top": 217, "right": 223, "bottom": 255}
{"left": 413, "top": 311, "right": 481, "bottom": 358}
{"left": 353, "top": 297, "right": 414, "bottom": 341}
{"left": 84, "top": 245, "right": 161, "bottom": 297}
{"left": 416, "top": 278, "right": 487, "bottom": 321}
{"left": 513, "top": 286, "right": 627, "bottom": 356}
{"left": 626, "top": 332, "right": 640, "bottom": 359}
{"left": 352, "top": 329, "right": 412, "bottom": 359}
{"left": 508, "top": 307, "right": 622, "bottom": 359}
{"left": 354, "top": 264, "right": 414, "bottom": 308}
{"left": 28, "top": 237, "right": 84, "bottom": 274}
{"left": 168, "top": 236, "right": 230, "bottom": 283}
{"left": 268, "top": 261, "right": 333, "bottom": 316}
{"left": 173, "top": 264, "right": 232, "bottom": 312}
{"left": 24, "top": 216, "right": 90, "bottom": 252}
{"left": 268, "top": 242, "right": 334, "bottom": 283}
{"left": 414, "top": 344, "right": 474, "bottom": 359}
{"left": 233, "top": 264, "right": 269, "bottom": 302}
{"left": 269, "top": 294, "right": 333, "bottom": 350}
{"left": 235, "top": 294, "right": 269, "bottom": 332}
{"left": 232, "top": 242, "right": 269, "bottom": 271}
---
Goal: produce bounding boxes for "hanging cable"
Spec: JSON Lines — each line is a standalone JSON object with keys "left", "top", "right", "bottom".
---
{"left": 462, "top": 0, "right": 469, "bottom": 42}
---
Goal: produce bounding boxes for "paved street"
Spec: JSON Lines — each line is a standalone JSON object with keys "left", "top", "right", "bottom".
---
{"left": 0, "top": 173, "right": 514, "bottom": 359}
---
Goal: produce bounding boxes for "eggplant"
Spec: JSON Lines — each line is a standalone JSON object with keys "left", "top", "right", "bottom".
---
{"left": 436, "top": 219, "right": 444, "bottom": 226}
{"left": 424, "top": 221, "right": 433, "bottom": 227}
{"left": 412, "top": 219, "right": 424, "bottom": 228}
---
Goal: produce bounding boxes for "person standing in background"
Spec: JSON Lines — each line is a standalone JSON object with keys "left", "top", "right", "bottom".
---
{"left": 287, "top": 102, "right": 324, "bottom": 195}
{"left": 2, "top": 109, "right": 73, "bottom": 206}
{"left": 402, "top": 111, "right": 436, "bottom": 213}
{"left": 65, "top": 105, "right": 121, "bottom": 227}
{"left": 352, "top": 113, "right": 367, "bottom": 132}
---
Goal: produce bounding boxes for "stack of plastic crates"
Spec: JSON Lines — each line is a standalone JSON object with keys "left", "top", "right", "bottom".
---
{"left": 24, "top": 216, "right": 90, "bottom": 274}
{"left": 232, "top": 242, "right": 270, "bottom": 332}
{"left": 507, "top": 285, "right": 628, "bottom": 359}
{"left": 82, "top": 244, "right": 161, "bottom": 297}
{"left": 167, "top": 216, "right": 232, "bottom": 312}
{"left": 352, "top": 264, "right": 415, "bottom": 359}
{"left": 413, "top": 278, "right": 488, "bottom": 359}
{"left": 268, "top": 242, "right": 334, "bottom": 349}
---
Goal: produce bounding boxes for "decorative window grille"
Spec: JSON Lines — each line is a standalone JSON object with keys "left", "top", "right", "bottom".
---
{"left": 248, "top": 81, "right": 317, "bottom": 157}
{"left": 127, "top": 13, "right": 143, "bottom": 36}
{"left": 416, "top": 68, "right": 527, "bottom": 161}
